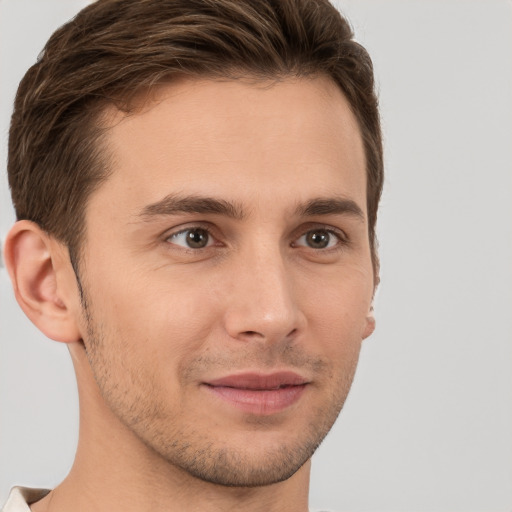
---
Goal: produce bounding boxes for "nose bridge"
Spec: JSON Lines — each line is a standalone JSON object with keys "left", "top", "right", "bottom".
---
{"left": 224, "top": 239, "right": 301, "bottom": 342}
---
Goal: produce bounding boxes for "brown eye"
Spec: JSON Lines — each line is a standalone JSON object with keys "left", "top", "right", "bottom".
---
{"left": 295, "top": 229, "right": 340, "bottom": 249}
{"left": 168, "top": 227, "right": 212, "bottom": 249}
{"left": 305, "top": 230, "right": 330, "bottom": 249}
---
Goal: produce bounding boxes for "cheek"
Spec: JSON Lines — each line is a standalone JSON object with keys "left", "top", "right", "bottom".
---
{"left": 298, "top": 265, "right": 373, "bottom": 338}
{"left": 84, "top": 262, "right": 221, "bottom": 367}
{"left": 82, "top": 280, "right": 219, "bottom": 414}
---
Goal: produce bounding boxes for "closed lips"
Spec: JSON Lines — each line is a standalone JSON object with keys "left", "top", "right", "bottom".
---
{"left": 203, "top": 372, "right": 309, "bottom": 415}
{"left": 204, "top": 371, "right": 309, "bottom": 390}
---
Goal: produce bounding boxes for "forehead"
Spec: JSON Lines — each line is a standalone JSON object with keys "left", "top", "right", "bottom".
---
{"left": 93, "top": 76, "right": 366, "bottom": 218}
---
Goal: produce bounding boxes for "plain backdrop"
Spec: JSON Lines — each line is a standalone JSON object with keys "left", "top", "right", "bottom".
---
{"left": 1, "top": 1, "right": 511, "bottom": 511}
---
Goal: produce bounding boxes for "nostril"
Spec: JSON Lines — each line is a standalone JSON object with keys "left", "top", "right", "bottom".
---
{"left": 240, "top": 328, "right": 298, "bottom": 339}
{"left": 242, "top": 330, "right": 263, "bottom": 337}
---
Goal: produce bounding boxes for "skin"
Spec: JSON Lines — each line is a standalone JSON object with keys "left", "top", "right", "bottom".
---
{"left": 5, "top": 75, "right": 376, "bottom": 512}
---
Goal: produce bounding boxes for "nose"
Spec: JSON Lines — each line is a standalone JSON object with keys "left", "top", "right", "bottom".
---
{"left": 223, "top": 247, "right": 305, "bottom": 344}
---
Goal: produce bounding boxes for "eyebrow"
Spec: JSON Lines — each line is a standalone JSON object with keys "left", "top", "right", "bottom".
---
{"left": 137, "top": 193, "right": 245, "bottom": 220}
{"left": 137, "top": 194, "right": 365, "bottom": 223}
{"left": 295, "top": 197, "right": 365, "bottom": 222}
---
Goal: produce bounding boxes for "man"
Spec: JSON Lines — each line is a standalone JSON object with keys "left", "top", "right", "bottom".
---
{"left": 2, "top": 0, "right": 383, "bottom": 510}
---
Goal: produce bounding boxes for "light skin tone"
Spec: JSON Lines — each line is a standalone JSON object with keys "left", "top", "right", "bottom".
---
{"left": 5, "top": 75, "right": 376, "bottom": 512}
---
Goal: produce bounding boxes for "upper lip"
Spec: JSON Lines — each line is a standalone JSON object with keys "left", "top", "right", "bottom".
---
{"left": 204, "top": 371, "right": 309, "bottom": 390}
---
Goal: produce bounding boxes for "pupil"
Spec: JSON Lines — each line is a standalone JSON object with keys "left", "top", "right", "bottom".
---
{"left": 307, "top": 231, "right": 329, "bottom": 248}
{"left": 187, "top": 229, "right": 208, "bottom": 248}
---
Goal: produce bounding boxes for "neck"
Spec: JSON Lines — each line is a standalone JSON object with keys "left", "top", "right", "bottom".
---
{"left": 31, "top": 345, "right": 311, "bottom": 512}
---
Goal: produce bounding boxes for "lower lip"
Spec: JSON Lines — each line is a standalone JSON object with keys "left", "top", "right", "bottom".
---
{"left": 203, "top": 384, "right": 307, "bottom": 415}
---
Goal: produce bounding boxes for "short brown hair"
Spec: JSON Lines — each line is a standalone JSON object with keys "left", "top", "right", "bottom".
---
{"left": 8, "top": 0, "right": 383, "bottom": 270}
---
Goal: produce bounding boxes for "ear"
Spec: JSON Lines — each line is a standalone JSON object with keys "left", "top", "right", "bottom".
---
{"left": 362, "top": 303, "right": 376, "bottom": 340}
{"left": 362, "top": 268, "right": 380, "bottom": 340}
{"left": 4, "top": 220, "right": 82, "bottom": 343}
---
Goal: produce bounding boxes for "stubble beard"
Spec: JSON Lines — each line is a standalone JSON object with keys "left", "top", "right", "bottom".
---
{"left": 79, "top": 295, "right": 360, "bottom": 488}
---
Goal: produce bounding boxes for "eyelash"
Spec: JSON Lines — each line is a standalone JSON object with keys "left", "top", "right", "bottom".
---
{"left": 165, "top": 225, "right": 217, "bottom": 250}
{"left": 292, "top": 227, "right": 347, "bottom": 251}
{"left": 164, "top": 224, "right": 348, "bottom": 253}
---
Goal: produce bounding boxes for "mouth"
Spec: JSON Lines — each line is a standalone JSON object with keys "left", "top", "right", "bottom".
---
{"left": 202, "top": 371, "right": 309, "bottom": 415}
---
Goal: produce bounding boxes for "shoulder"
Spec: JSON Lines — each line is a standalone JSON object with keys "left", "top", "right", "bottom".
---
{"left": 1, "top": 487, "right": 50, "bottom": 512}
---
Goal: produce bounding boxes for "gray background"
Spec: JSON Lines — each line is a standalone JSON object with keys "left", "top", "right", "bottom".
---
{"left": 1, "top": 1, "right": 511, "bottom": 510}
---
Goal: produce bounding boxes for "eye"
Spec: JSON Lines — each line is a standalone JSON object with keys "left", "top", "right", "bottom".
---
{"left": 167, "top": 227, "right": 214, "bottom": 249}
{"left": 294, "top": 228, "right": 342, "bottom": 250}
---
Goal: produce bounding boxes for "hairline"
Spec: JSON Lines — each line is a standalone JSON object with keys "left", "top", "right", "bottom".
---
{"left": 69, "top": 71, "right": 378, "bottom": 286}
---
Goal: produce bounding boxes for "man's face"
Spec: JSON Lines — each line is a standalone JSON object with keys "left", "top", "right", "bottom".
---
{"left": 77, "top": 76, "right": 375, "bottom": 486}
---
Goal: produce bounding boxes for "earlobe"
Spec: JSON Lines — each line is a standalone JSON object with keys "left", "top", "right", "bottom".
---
{"left": 363, "top": 273, "right": 380, "bottom": 340}
{"left": 4, "top": 220, "right": 81, "bottom": 343}
{"left": 362, "top": 305, "right": 376, "bottom": 340}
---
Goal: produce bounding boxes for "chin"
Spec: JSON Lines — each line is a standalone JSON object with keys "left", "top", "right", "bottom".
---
{"left": 171, "top": 442, "right": 314, "bottom": 487}
{"left": 147, "top": 414, "right": 333, "bottom": 488}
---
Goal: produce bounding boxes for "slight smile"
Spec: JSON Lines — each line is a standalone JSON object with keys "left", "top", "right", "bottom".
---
{"left": 203, "top": 372, "right": 310, "bottom": 415}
